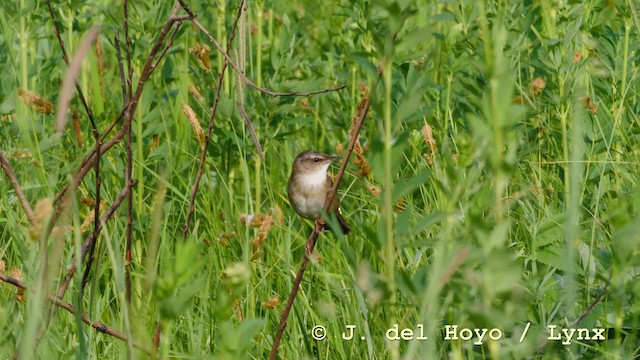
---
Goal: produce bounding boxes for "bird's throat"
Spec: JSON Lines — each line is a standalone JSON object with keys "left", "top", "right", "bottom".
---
{"left": 297, "top": 167, "right": 329, "bottom": 189}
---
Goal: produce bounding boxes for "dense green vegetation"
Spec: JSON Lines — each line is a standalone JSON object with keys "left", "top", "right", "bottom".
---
{"left": 1, "top": 0, "right": 639, "bottom": 358}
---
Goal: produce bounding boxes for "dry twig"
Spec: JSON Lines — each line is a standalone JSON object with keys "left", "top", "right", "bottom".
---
{"left": 57, "top": 181, "right": 137, "bottom": 298}
{"left": 0, "top": 150, "right": 35, "bottom": 224}
{"left": 179, "top": 1, "right": 345, "bottom": 97}
{"left": 237, "top": 101, "right": 264, "bottom": 160}
{"left": 181, "top": 0, "right": 246, "bottom": 240}
{"left": 0, "top": 273, "right": 149, "bottom": 353}
{"left": 268, "top": 83, "right": 377, "bottom": 360}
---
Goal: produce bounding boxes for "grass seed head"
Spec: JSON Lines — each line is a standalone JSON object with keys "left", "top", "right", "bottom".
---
{"left": 29, "top": 198, "right": 53, "bottom": 240}
{"left": 18, "top": 88, "right": 53, "bottom": 114}
{"left": 182, "top": 104, "right": 205, "bottom": 149}
{"left": 264, "top": 295, "right": 279, "bottom": 309}
{"left": 11, "top": 267, "right": 25, "bottom": 303}
{"left": 531, "top": 77, "right": 546, "bottom": 95}
{"left": 189, "top": 44, "right": 211, "bottom": 72}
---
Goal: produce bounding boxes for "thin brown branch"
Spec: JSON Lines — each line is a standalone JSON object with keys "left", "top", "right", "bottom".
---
{"left": 181, "top": 0, "right": 245, "bottom": 241}
{"left": 115, "top": 30, "right": 128, "bottom": 104}
{"left": 151, "top": 20, "right": 182, "bottom": 72}
{"left": 46, "top": 24, "right": 104, "bottom": 296}
{"left": 178, "top": 1, "right": 345, "bottom": 97}
{"left": 0, "top": 273, "right": 149, "bottom": 353}
{"left": 45, "top": 0, "right": 98, "bottom": 133}
{"left": 569, "top": 284, "right": 609, "bottom": 327}
{"left": 124, "top": 108, "right": 134, "bottom": 303}
{"left": 437, "top": 247, "right": 470, "bottom": 290}
{"left": 123, "top": 0, "right": 133, "bottom": 100}
{"left": 124, "top": 124, "right": 133, "bottom": 305}
{"left": 53, "top": 2, "right": 182, "bottom": 222}
{"left": 237, "top": 102, "right": 264, "bottom": 160}
{"left": 57, "top": 180, "right": 137, "bottom": 299}
{"left": 129, "top": 3, "right": 181, "bottom": 111}
{"left": 170, "top": 14, "right": 192, "bottom": 22}
{"left": 268, "top": 79, "right": 377, "bottom": 360}
{"left": 83, "top": 128, "right": 102, "bottom": 292}
{"left": 123, "top": 0, "right": 135, "bottom": 307}
{"left": 153, "top": 321, "right": 162, "bottom": 350}
{"left": 53, "top": 108, "right": 126, "bottom": 207}
{"left": 0, "top": 150, "right": 35, "bottom": 224}
{"left": 176, "top": 0, "right": 196, "bottom": 18}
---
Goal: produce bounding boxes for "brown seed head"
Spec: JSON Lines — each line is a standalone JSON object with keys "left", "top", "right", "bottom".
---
{"left": 182, "top": 104, "right": 205, "bottom": 149}
{"left": 189, "top": 44, "right": 211, "bottom": 72}
{"left": 18, "top": 88, "right": 53, "bottom": 114}
{"left": 264, "top": 295, "right": 280, "bottom": 309}
{"left": 531, "top": 77, "right": 546, "bottom": 95}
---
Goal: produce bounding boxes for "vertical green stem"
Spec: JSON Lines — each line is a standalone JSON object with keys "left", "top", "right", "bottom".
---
{"left": 351, "top": 65, "right": 356, "bottom": 115}
{"left": 255, "top": 1, "right": 263, "bottom": 211}
{"left": 478, "top": 0, "right": 505, "bottom": 221}
{"left": 256, "top": 1, "right": 263, "bottom": 87}
{"left": 136, "top": 109, "right": 144, "bottom": 212}
{"left": 218, "top": 0, "right": 228, "bottom": 92}
{"left": 19, "top": 0, "right": 27, "bottom": 88}
{"left": 491, "top": 78, "right": 504, "bottom": 221}
{"left": 559, "top": 74, "right": 570, "bottom": 199}
{"left": 383, "top": 59, "right": 397, "bottom": 360}
{"left": 268, "top": 9, "right": 273, "bottom": 49}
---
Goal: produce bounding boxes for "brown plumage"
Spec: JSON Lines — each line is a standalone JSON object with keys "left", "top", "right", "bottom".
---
{"left": 288, "top": 150, "right": 351, "bottom": 235}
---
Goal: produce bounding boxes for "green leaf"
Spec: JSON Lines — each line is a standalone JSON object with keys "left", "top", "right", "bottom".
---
{"left": 536, "top": 246, "right": 576, "bottom": 272}
{"left": 396, "top": 27, "right": 433, "bottom": 54}
{"left": 534, "top": 213, "right": 566, "bottom": 249}
{"left": 392, "top": 171, "right": 429, "bottom": 201}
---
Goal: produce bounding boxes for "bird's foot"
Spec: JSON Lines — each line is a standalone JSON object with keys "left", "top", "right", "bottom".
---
{"left": 317, "top": 218, "right": 327, "bottom": 231}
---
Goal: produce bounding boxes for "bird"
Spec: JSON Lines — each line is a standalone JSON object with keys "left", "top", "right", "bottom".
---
{"left": 287, "top": 150, "right": 351, "bottom": 235}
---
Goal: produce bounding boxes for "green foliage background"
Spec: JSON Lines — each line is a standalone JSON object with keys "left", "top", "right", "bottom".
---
{"left": 1, "top": 0, "right": 639, "bottom": 358}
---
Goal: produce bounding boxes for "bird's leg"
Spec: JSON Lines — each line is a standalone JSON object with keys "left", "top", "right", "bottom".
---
{"left": 305, "top": 220, "right": 324, "bottom": 255}
{"left": 305, "top": 241, "right": 313, "bottom": 255}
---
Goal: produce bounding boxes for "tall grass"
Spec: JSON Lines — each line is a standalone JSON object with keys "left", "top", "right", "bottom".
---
{"left": 1, "top": 0, "right": 639, "bottom": 359}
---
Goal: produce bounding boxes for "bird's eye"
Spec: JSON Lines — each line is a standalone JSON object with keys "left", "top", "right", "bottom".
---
{"left": 313, "top": 158, "right": 320, "bottom": 163}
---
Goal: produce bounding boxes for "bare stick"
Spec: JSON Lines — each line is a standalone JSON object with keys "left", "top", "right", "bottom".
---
{"left": 153, "top": 321, "right": 162, "bottom": 350}
{"left": 181, "top": 0, "right": 245, "bottom": 241}
{"left": 268, "top": 84, "right": 377, "bottom": 360}
{"left": 569, "top": 284, "right": 609, "bottom": 327}
{"left": 533, "top": 283, "right": 609, "bottom": 350}
{"left": 52, "top": 2, "right": 183, "bottom": 231}
{"left": 0, "top": 150, "right": 35, "bottom": 224}
{"left": 124, "top": 108, "right": 133, "bottom": 307}
{"left": 123, "top": 0, "right": 133, "bottom": 99}
{"left": 45, "top": 0, "right": 98, "bottom": 133}
{"left": 176, "top": 0, "right": 196, "bottom": 18}
{"left": 437, "top": 247, "right": 470, "bottom": 290}
{"left": 237, "top": 101, "right": 264, "bottom": 160}
{"left": 123, "top": 0, "right": 134, "bottom": 306}
{"left": 53, "top": 108, "right": 125, "bottom": 207}
{"left": 178, "top": 1, "right": 345, "bottom": 98}
{"left": 57, "top": 181, "right": 137, "bottom": 298}
{"left": 151, "top": 21, "right": 182, "bottom": 71}
{"left": 82, "top": 122, "right": 102, "bottom": 292}
{"left": 115, "top": 30, "right": 128, "bottom": 104}
{"left": 129, "top": 3, "right": 182, "bottom": 114}
{"left": 0, "top": 273, "right": 149, "bottom": 353}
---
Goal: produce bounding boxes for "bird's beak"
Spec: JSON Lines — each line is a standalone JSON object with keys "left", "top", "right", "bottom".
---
{"left": 330, "top": 156, "right": 340, "bottom": 162}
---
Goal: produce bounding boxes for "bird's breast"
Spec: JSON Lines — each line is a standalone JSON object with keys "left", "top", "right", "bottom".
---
{"left": 289, "top": 171, "right": 329, "bottom": 219}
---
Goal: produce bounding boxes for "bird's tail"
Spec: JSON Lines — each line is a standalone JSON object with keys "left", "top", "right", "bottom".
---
{"left": 325, "top": 212, "right": 351, "bottom": 235}
{"left": 337, "top": 213, "right": 351, "bottom": 235}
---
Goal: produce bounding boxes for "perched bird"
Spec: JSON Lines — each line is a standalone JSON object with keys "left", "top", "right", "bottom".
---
{"left": 287, "top": 150, "right": 351, "bottom": 235}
